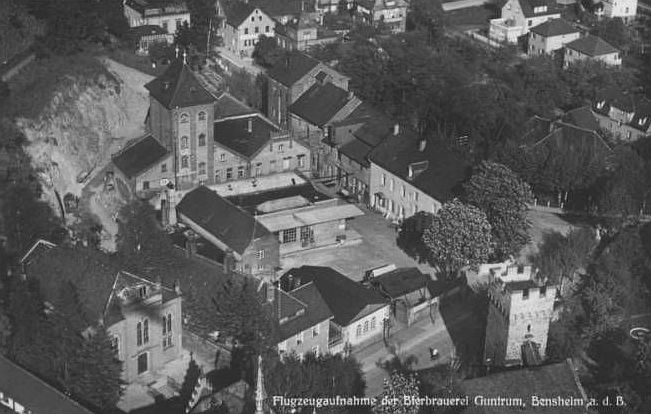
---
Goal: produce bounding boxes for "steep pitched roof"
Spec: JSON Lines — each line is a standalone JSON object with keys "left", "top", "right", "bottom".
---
{"left": 517, "top": 0, "right": 560, "bottom": 18}
{"left": 215, "top": 92, "right": 257, "bottom": 120}
{"left": 112, "top": 135, "right": 168, "bottom": 178}
{"left": 338, "top": 139, "right": 373, "bottom": 167}
{"left": 529, "top": 18, "right": 578, "bottom": 37}
{"left": 0, "top": 355, "right": 99, "bottom": 414}
{"left": 214, "top": 115, "right": 281, "bottom": 159}
{"left": 460, "top": 360, "right": 588, "bottom": 413}
{"left": 177, "top": 186, "right": 272, "bottom": 255}
{"left": 253, "top": 0, "right": 316, "bottom": 18}
{"left": 266, "top": 51, "right": 320, "bottom": 87}
{"left": 271, "top": 283, "right": 334, "bottom": 341}
{"left": 144, "top": 59, "right": 216, "bottom": 109}
{"left": 20, "top": 238, "right": 56, "bottom": 264}
{"left": 629, "top": 97, "right": 651, "bottom": 132}
{"left": 532, "top": 122, "right": 611, "bottom": 154}
{"left": 369, "top": 131, "right": 470, "bottom": 202}
{"left": 223, "top": 0, "right": 257, "bottom": 27}
{"left": 564, "top": 106, "right": 600, "bottom": 132}
{"left": 289, "top": 83, "right": 352, "bottom": 127}
{"left": 280, "top": 266, "right": 387, "bottom": 326}
{"left": 565, "top": 35, "right": 619, "bottom": 56}
{"left": 593, "top": 86, "right": 636, "bottom": 114}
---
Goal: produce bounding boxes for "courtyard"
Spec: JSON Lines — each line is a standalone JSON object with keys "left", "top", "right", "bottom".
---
{"left": 280, "top": 204, "right": 438, "bottom": 281}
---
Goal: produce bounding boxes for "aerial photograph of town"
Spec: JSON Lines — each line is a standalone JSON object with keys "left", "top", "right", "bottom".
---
{"left": 0, "top": 0, "right": 650, "bottom": 412}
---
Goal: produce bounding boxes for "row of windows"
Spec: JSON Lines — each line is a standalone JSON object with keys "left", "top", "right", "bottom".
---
{"left": 180, "top": 134, "right": 206, "bottom": 149}
{"left": 521, "top": 286, "right": 547, "bottom": 300}
{"left": 0, "top": 392, "right": 30, "bottom": 414}
{"left": 179, "top": 111, "right": 207, "bottom": 124}
{"left": 380, "top": 174, "right": 419, "bottom": 201}
{"left": 134, "top": 313, "right": 174, "bottom": 348}
{"left": 243, "top": 25, "right": 270, "bottom": 35}
{"left": 355, "top": 317, "right": 377, "bottom": 338}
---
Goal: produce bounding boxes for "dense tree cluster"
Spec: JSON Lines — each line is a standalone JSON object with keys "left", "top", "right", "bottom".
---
{"left": 0, "top": 0, "right": 45, "bottom": 62}
{"left": 373, "top": 371, "right": 420, "bottom": 414}
{"left": 421, "top": 200, "right": 493, "bottom": 279}
{"left": 265, "top": 353, "right": 367, "bottom": 414}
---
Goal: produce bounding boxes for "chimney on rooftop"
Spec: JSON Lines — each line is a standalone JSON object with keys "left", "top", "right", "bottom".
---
{"left": 419, "top": 139, "right": 427, "bottom": 152}
{"left": 393, "top": 123, "right": 399, "bottom": 136}
{"left": 247, "top": 117, "right": 253, "bottom": 132}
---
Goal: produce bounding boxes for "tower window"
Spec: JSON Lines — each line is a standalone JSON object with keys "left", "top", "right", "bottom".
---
{"left": 539, "top": 286, "right": 547, "bottom": 298}
{"left": 181, "top": 136, "right": 189, "bottom": 149}
{"left": 181, "top": 156, "right": 189, "bottom": 169}
{"left": 180, "top": 113, "right": 189, "bottom": 123}
{"left": 198, "top": 133, "right": 206, "bottom": 147}
{"left": 527, "top": 324, "right": 531, "bottom": 333}
{"left": 198, "top": 111, "right": 206, "bottom": 121}
{"left": 522, "top": 288, "right": 529, "bottom": 300}
{"left": 199, "top": 162, "right": 206, "bottom": 175}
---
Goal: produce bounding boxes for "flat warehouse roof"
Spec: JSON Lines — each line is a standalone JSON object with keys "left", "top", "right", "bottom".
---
{"left": 257, "top": 204, "right": 364, "bottom": 231}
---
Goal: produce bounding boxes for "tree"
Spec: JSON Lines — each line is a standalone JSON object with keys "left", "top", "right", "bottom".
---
{"left": 590, "top": 17, "right": 633, "bottom": 51}
{"left": 264, "top": 353, "right": 366, "bottom": 414}
{"left": 464, "top": 161, "right": 533, "bottom": 260}
{"left": 397, "top": 211, "right": 435, "bottom": 263}
{"left": 180, "top": 357, "right": 203, "bottom": 406}
{"left": 421, "top": 200, "right": 493, "bottom": 279}
{"left": 252, "top": 35, "right": 284, "bottom": 68}
{"left": 373, "top": 371, "right": 420, "bottom": 414}
{"left": 0, "top": 0, "right": 45, "bottom": 62}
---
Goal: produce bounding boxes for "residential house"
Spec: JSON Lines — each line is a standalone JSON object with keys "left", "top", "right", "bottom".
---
{"left": 563, "top": 35, "right": 622, "bottom": 67}
{"left": 228, "top": 184, "right": 364, "bottom": 256}
{"left": 592, "top": 88, "right": 651, "bottom": 141}
{"left": 124, "top": 0, "right": 190, "bottom": 34}
{"left": 288, "top": 82, "right": 362, "bottom": 152}
{"left": 489, "top": 0, "right": 561, "bottom": 43}
{"left": 528, "top": 19, "right": 580, "bottom": 56}
{"left": 128, "top": 25, "right": 175, "bottom": 55}
{"left": 484, "top": 265, "right": 557, "bottom": 367}
{"left": 601, "top": 0, "right": 638, "bottom": 23}
{"left": 265, "top": 51, "right": 349, "bottom": 129}
{"left": 176, "top": 186, "right": 281, "bottom": 279}
{"left": 266, "top": 282, "right": 334, "bottom": 357}
{"left": 275, "top": 13, "right": 340, "bottom": 51}
{"left": 280, "top": 266, "right": 390, "bottom": 354}
{"left": 319, "top": 103, "right": 394, "bottom": 204}
{"left": 0, "top": 354, "right": 99, "bottom": 414}
{"left": 22, "top": 243, "right": 183, "bottom": 383}
{"left": 356, "top": 0, "right": 408, "bottom": 33}
{"left": 368, "top": 129, "right": 470, "bottom": 222}
{"left": 251, "top": 0, "right": 318, "bottom": 24}
{"left": 220, "top": 1, "right": 276, "bottom": 58}
{"left": 365, "top": 265, "right": 435, "bottom": 327}
{"left": 459, "top": 359, "right": 590, "bottom": 413}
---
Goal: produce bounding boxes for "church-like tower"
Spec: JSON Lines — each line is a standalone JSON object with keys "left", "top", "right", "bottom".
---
{"left": 483, "top": 265, "right": 557, "bottom": 367}
{"left": 144, "top": 52, "right": 217, "bottom": 191}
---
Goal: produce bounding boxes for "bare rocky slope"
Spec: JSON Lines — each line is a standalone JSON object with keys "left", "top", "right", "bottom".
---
{"left": 18, "top": 58, "right": 153, "bottom": 250}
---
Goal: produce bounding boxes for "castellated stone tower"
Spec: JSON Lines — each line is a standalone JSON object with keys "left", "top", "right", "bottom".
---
{"left": 483, "top": 264, "right": 557, "bottom": 367}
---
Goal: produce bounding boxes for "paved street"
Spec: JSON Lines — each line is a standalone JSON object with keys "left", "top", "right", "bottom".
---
{"left": 354, "top": 308, "right": 475, "bottom": 397}
{"left": 214, "top": 46, "right": 264, "bottom": 76}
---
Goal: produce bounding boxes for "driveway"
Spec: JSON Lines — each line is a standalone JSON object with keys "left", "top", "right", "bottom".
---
{"left": 280, "top": 206, "right": 438, "bottom": 281}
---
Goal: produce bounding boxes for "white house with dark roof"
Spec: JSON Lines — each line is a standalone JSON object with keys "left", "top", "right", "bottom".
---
{"left": 593, "top": 89, "right": 651, "bottom": 141}
{"left": 602, "top": 0, "right": 638, "bottom": 23}
{"left": 219, "top": 0, "right": 276, "bottom": 58}
{"left": 490, "top": 0, "right": 561, "bottom": 43}
{"left": 563, "top": 34, "right": 621, "bottom": 67}
{"left": 124, "top": 0, "right": 190, "bottom": 34}
{"left": 355, "top": 0, "right": 408, "bottom": 33}
{"left": 528, "top": 18, "right": 579, "bottom": 55}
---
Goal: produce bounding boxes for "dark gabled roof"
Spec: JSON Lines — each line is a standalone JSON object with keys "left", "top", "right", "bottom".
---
{"left": 564, "top": 106, "right": 600, "bottom": 132}
{"left": 177, "top": 186, "right": 272, "bottom": 255}
{"left": 144, "top": 59, "right": 216, "bottom": 109}
{"left": 20, "top": 238, "right": 56, "bottom": 265}
{"left": 594, "top": 86, "right": 636, "bottom": 113}
{"left": 227, "top": 183, "right": 330, "bottom": 215}
{"left": 532, "top": 122, "right": 611, "bottom": 154}
{"left": 112, "top": 135, "right": 168, "bottom": 178}
{"left": 505, "top": 279, "right": 540, "bottom": 292}
{"left": 271, "top": 283, "right": 334, "bottom": 341}
{"left": 629, "top": 97, "right": 651, "bottom": 132}
{"left": 460, "top": 360, "right": 587, "bottom": 413}
{"left": 280, "top": 266, "right": 387, "bottom": 326}
{"left": 214, "top": 115, "right": 280, "bottom": 159}
{"left": 529, "top": 18, "right": 578, "bottom": 37}
{"left": 251, "top": 0, "right": 315, "bottom": 17}
{"left": 565, "top": 35, "right": 619, "bottom": 56}
{"left": 371, "top": 268, "right": 430, "bottom": 299}
{"left": 223, "top": 0, "right": 257, "bottom": 27}
{"left": 0, "top": 355, "right": 99, "bottom": 414}
{"left": 369, "top": 131, "right": 470, "bottom": 202}
{"left": 266, "top": 51, "right": 320, "bottom": 87}
{"left": 353, "top": 118, "right": 395, "bottom": 147}
{"left": 289, "top": 83, "right": 351, "bottom": 128}
{"left": 128, "top": 24, "right": 168, "bottom": 39}
{"left": 338, "top": 139, "right": 373, "bottom": 167}
{"left": 125, "top": 0, "right": 189, "bottom": 14}
{"left": 517, "top": 0, "right": 560, "bottom": 18}
{"left": 215, "top": 92, "right": 257, "bottom": 120}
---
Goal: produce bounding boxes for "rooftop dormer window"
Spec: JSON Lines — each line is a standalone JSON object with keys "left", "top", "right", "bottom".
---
{"left": 533, "top": 5, "right": 548, "bottom": 13}
{"left": 640, "top": 117, "right": 648, "bottom": 126}
{"left": 138, "top": 285, "right": 148, "bottom": 299}
{"left": 596, "top": 100, "right": 605, "bottom": 109}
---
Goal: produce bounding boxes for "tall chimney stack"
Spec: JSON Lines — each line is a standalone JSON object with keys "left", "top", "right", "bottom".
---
{"left": 247, "top": 117, "right": 253, "bottom": 133}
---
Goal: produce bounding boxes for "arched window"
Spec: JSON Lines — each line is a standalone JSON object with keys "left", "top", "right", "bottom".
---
{"left": 181, "top": 136, "right": 189, "bottom": 149}
{"left": 356, "top": 324, "right": 362, "bottom": 337}
{"left": 181, "top": 155, "right": 189, "bottom": 169}
{"left": 180, "top": 113, "right": 189, "bottom": 123}
{"left": 198, "top": 111, "right": 206, "bottom": 121}
{"left": 198, "top": 162, "right": 206, "bottom": 175}
{"left": 198, "top": 133, "right": 206, "bottom": 147}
